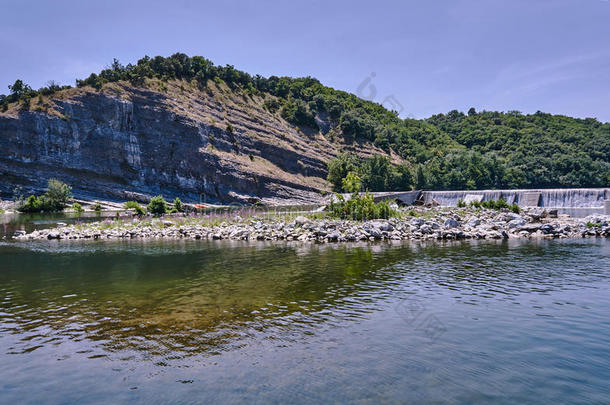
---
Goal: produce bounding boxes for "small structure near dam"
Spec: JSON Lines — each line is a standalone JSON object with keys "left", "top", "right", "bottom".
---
{"left": 357, "top": 188, "right": 610, "bottom": 214}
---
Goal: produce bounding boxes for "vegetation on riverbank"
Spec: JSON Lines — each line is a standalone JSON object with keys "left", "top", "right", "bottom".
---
{"left": 15, "top": 204, "right": 610, "bottom": 242}
{"left": 328, "top": 172, "right": 395, "bottom": 220}
{"left": 457, "top": 198, "right": 520, "bottom": 213}
{"left": 16, "top": 179, "right": 73, "bottom": 213}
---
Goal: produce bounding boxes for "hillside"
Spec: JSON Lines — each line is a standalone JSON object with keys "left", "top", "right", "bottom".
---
{"left": 1, "top": 53, "right": 609, "bottom": 204}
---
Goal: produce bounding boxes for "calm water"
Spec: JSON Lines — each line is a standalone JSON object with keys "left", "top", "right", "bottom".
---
{"left": 1, "top": 238, "right": 609, "bottom": 404}
{"left": 0, "top": 212, "right": 117, "bottom": 240}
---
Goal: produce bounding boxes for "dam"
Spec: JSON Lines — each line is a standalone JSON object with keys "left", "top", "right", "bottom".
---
{"left": 361, "top": 188, "right": 610, "bottom": 215}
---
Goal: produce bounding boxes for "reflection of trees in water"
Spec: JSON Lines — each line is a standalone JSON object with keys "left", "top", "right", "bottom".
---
{"left": 0, "top": 239, "right": 606, "bottom": 358}
{"left": 0, "top": 211, "right": 107, "bottom": 239}
{"left": 0, "top": 241, "right": 409, "bottom": 357}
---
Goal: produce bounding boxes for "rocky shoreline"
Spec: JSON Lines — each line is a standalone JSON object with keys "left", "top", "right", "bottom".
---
{"left": 14, "top": 207, "right": 610, "bottom": 242}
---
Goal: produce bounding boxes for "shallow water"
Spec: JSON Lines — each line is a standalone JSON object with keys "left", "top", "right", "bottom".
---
{"left": 1, "top": 238, "right": 609, "bottom": 404}
{"left": 0, "top": 211, "right": 117, "bottom": 240}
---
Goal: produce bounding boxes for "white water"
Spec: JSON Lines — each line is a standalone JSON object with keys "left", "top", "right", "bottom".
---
{"left": 422, "top": 188, "right": 610, "bottom": 209}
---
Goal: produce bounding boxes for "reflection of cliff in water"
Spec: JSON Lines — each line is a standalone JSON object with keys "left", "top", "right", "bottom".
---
{"left": 1, "top": 239, "right": 607, "bottom": 359}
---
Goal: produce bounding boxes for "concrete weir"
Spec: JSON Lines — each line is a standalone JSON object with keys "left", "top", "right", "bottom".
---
{"left": 420, "top": 188, "right": 610, "bottom": 208}
{"left": 331, "top": 188, "right": 610, "bottom": 217}
{"left": 358, "top": 188, "right": 610, "bottom": 215}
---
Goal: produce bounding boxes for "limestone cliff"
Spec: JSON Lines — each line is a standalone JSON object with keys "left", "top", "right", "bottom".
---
{"left": 0, "top": 80, "right": 386, "bottom": 205}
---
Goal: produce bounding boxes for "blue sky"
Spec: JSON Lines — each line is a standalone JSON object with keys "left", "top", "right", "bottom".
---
{"left": 2, "top": 0, "right": 609, "bottom": 121}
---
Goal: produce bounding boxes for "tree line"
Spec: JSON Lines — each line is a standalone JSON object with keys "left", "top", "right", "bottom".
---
{"left": 2, "top": 53, "right": 609, "bottom": 190}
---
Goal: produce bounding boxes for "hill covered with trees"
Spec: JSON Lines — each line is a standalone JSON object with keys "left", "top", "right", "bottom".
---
{"left": 1, "top": 53, "right": 608, "bottom": 199}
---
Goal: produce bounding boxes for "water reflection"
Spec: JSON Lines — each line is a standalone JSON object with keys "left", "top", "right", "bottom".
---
{"left": 1, "top": 239, "right": 608, "bottom": 362}
{"left": 0, "top": 211, "right": 115, "bottom": 240}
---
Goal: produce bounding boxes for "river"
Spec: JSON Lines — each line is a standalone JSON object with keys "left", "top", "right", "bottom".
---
{"left": 1, "top": 235, "right": 609, "bottom": 404}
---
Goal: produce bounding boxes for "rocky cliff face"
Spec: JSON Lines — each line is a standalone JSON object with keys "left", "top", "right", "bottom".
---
{"left": 0, "top": 80, "right": 384, "bottom": 204}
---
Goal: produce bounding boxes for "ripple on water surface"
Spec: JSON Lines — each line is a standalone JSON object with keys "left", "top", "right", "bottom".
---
{"left": 0, "top": 238, "right": 609, "bottom": 404}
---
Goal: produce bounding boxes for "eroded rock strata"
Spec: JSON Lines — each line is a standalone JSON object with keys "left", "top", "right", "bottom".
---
{"left": 0, "top": 82, "right": 383, "bottom": 205}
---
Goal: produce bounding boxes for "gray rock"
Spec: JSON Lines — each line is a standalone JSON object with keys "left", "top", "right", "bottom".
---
{"left": 444, "top": 218, "right": 459, "bottom": 228}
{"left": 409, "top": 218, "right": 425, "bottom": 226}
{"left": 294, "top": 216, "right": 309, "bottom": 226}
{"left": 518, "top": 224, "right": 541, "bottom": 233}
{"left": 540, "top": 224, "right": 556, "bottom": 234}
{"left": 487, "top": 231, "right": 503, "bottom": 239}
{"left": 326, "top": 232, "right": 340, "bottom": 242}
{"left": 467, "top": 217, "right": 481, "bottom": 227}
{"left": 420, "top": 225, "right": 432, "bottom": 234}
{"left": 527, "top": 209, "right": 547, "bottom": 221}
{"left": 372, "top": 221, "right": 394, "bottom": 232}
{"left": 507, "top": 219, "right": 527, "bottom": 229}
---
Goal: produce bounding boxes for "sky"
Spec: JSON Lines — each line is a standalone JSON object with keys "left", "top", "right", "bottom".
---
{"left": 1, "top": 0, "right": 609, "bottom": 121}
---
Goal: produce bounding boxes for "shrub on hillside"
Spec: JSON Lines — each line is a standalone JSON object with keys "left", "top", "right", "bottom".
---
{"left": 280, "top": 99, "right": 318, "bottom": 129}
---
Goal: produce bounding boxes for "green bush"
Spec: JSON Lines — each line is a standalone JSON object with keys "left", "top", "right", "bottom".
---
{"left": 328, "top": 173, "right": 395, "bottom": 220}
{"left": 124, "top": 200, "right": 146, "bottom": 215}
{"left": 328, "top": 192, "right": 394, "bottom": 221}
{"left": 280, "top": 99, "right": 318, "bottom": 129}
{"left": 19, "top": 195, "right": 44, "bottom": 213}
{"left": 481, "top": 199, "right": 509, "bottom": 210}
{"left": 457, "top": 199, "right": 466, "bottom": 207}
{"left": 468, "top": 198, "right": 519, "bottom": 213}
{"left": 45, "top": 179, "right": 72, "bottom": 211}
{"left": 93, "top": 203, "right": 102, "bottom": 213}
{"left": 72, "top": 202, "right": 84, "bottom": 214}
{"left": 263, "top": 97, "right": 281, "bottom": 113}
{"left": 17, "top": 179, "right": 72, "bottom": 213}
{"left": 147, "top": 195, "right": 167, "bottom": 215}
{"left": 173, "top": 197, "right": 183, "bottom": 212}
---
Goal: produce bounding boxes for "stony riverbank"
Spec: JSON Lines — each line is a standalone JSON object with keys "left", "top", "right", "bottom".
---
{"left": 13, "top": 207, "right": 610, "bottom": 242}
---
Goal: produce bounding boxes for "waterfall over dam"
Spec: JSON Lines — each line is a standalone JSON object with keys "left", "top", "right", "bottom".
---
{"left": 329, "top": 188, "right": 610, "bottom": 216}
{"left": 420, "top": 188, "right": 610, "bottom": 208}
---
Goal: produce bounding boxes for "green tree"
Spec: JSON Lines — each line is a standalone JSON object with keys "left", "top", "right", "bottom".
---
{"left": 124, "top": 201, "right": 146, "bottom": 215}
{"left": 173, "top": 197, "right": 183, "bottom": 212}
{"left": 342, "top": 172, "right": 362, "bottom": 193}
{"left": 45, "top": 179, "right": 72, "bottom": 210}
{"left": 8, "top": 79, "right": 31, "bottom": 98}
{"left": 415, "top": 165, "right": 426, "bottom": 189}
{"left": 147, "top": 195, "right": 167, "bottom": 215}
{"left": 327, "top": 153, "right": 359, "bottom": 191}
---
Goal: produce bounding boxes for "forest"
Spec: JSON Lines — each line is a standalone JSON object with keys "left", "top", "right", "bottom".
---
{"left": 2, "top": 53, "right": 608, "bottom": 192}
